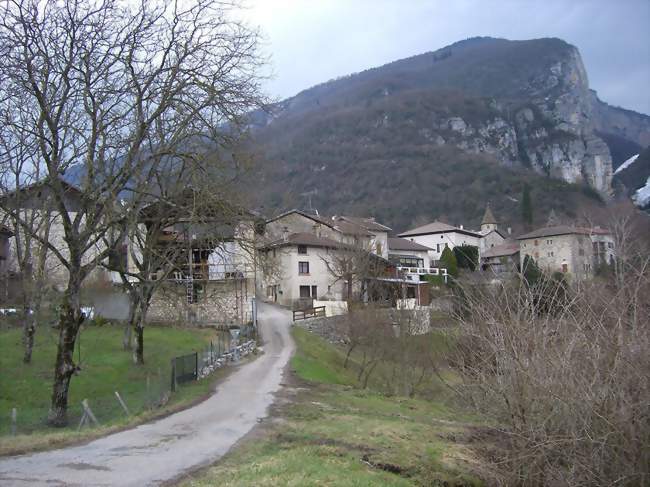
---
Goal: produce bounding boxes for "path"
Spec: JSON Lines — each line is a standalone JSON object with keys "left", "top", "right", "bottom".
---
{"left": 0, "top": 302, "right": 294, "bottom": 487}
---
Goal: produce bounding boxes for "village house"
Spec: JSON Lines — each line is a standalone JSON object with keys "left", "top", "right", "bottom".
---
{"left": 480, "top": 241, "right": 521, "bottom": 276}
{"left": 517, "top": 225, "right": 614, "bottom": 279}
{"left": 259, "top": 232, "right": 351, "bottom": 308}
{"left": 398, "top": 220, "right": 482, "bottom": 262}
{"left": 331, "top": 215, "right": 391, "bottom": 259}
{"left": 387, "top": 236, "right": 448, "bottom": 284}
{"left": 127, "top": 200, "right": 261, "bottom": 328}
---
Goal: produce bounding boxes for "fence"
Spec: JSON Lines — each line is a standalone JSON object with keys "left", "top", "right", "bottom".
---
{"left": 293, "top": 306, "right": 326, "bottom": 321}
{"left": 3, "top": 327, "right": 258, "bottom": 438}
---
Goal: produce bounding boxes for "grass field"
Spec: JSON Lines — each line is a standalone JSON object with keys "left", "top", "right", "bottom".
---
{"left": 0, "top": 321, "right": 221, "bottom": 453}
{"left": 182, "top": 327, "right": 488, "bottom": 486}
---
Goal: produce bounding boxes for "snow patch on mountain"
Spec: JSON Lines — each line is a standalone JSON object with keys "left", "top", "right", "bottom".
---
{"left": 614, "top": 154, "right": 639, "bottom": 174}
{"left": 633, "top": 176, "right": 650, "bottom": 208}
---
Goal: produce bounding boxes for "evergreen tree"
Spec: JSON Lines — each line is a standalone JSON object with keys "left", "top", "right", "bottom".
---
{"left": 454, "top": 245, "right": 479, "bottom": 271}
{"left": 440, "top": 246, "right": 458, "bottom": 278}
{"left": 522, "top": 255, "right": 542, "bottom": 285}
{"left": 522, "top": 184, "right": 533, "bottom": 229}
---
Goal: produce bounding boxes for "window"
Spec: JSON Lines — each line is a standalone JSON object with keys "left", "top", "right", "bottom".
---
{"left": 376, "top": 242, "right": 383, "bottom": 255}
{"left": 436, "top": 244, "right": 440, "bottom": 252}
{"left": 534, "top": 240, "right": 539, "bottom": 246}
{"left": 546, "top": 239, "right": 553, "bottom": 244}
{"left": 311, "top": 285, "right": 317, "bottom": 298}
{"left": 547, "top": 252, "right": 554, "bottom": 257}
{"left": 406, "top": 286, "right": 416, "bottom": 299}
{"left": 608, "top": 242, "right": 613, "bottom": 249}
{"left": 299, "top": 286, "right": 311, "bottom": 298}
{"left": 562, "top": 263, "right": 568, "bottom": 273}
{"left": 298, "top": 245, "right": 307, "bottom": 254}
{"left": 298, "top": 261, "right": 309, "bottom": 274}
{"left": 579, "top": 249, "right": 585, "bottom": 256}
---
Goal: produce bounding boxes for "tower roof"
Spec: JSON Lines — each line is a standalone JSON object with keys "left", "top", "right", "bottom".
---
{"left": 481, "top": 205, "right": 497, "bottom": 225}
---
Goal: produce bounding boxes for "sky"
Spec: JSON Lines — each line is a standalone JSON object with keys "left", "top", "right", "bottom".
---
{"left": 241, "top": 0, "right": 650, "bottom": 114}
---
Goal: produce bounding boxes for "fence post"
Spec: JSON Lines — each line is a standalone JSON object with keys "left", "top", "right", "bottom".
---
{"left": 81, "top": 399, "right": 100, "bottom": 427}
{"left": 194, "top": 351, "right": 198, "bottom": 381}
{"left": 10, "top": 408, "right": 16, "bottom": 436}
{"left": 114, "top": 391, "right": 130, "bottom": 416}
{"left": 171, "top": 358, "right": 176, "bottom": 392}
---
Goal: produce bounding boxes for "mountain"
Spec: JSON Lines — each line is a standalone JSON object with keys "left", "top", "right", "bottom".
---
{"left": 247, "top": 37, "right": 650, "bottom": 231}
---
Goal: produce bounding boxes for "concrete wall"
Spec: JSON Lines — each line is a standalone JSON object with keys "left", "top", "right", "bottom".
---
{"left": 313, "top": 299, "right": 348, "bottom": 316}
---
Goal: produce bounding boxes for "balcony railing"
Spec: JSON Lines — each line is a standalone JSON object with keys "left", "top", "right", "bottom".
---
{"left": 396, "top": 266, "right": 448, "bottom": 283}
{"left": 156, "top": 263, "right": 253, "bottom": 282}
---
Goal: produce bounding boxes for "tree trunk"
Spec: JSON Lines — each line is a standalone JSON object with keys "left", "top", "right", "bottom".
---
{"left": 47, "top": 278, "right": 84, "bottom": 427}
{"left": 22, "top": 304, "right": 37, "bottom": 363}
{"left": 133, "top": 293, "right": 151, "bottom": 365}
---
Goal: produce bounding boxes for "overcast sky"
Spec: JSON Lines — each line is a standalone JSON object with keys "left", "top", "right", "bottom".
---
{"left": 241, "top": 0, "right": 650, "bottom": 114}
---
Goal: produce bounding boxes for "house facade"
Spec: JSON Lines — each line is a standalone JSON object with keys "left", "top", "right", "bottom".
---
{"left": 260, "top": 232, "right": 350, "bottom": 308}
{"left": 480, "top": 241, "right": 520, "bottom": 276}
{"left": 517, "top": 225, "right": 614, "bottom": 279}
{"left": 398, "top": 221, "right": 482, "bottom": 263}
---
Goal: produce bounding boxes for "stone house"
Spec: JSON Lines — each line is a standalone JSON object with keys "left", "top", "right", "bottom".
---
{"left": 480, "top": 241, "right": 520, "bottom": 276}
{"left": 331, "top": 215, "right": 391, "bottom": 259}
{"left": 0, "top": 180, "right": 111, "bottom": 292}
{"left": 128, "top": 206, "right": 261, "bottom": 327}
{"left": 478, "top": 205, "right": 507, "bottom": 254}
{"left": 265, "top": 209, "right": 377, "bottom": 251}
{"left": 517, "top": 225, "right": 614, "bottom": 279}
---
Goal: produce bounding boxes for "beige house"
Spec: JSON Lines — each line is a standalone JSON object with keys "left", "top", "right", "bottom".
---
{"left": 260, "top": 232, "right": 350, "bottom": 308}
{"left": 331, "top": 215, "right": 391, "bottom": 259}
{"left": 517, "top": 225, "right": 614, "bottom": 279}
{"left": 478, "top": 206, "right": 507, "bottom": 254}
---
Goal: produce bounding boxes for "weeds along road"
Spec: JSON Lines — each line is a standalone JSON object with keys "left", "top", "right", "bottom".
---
{"left": 0, "top": 303, "right": 294, "bottom": 487}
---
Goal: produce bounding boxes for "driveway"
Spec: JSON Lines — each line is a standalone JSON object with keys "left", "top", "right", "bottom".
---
{"left": 0, "top": 302, "right": 294, "bottom": 486}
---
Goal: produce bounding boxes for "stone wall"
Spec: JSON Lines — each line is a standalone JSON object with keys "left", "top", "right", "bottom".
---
{"left": 148, "top": 279, "right": 253, "bottom": 327}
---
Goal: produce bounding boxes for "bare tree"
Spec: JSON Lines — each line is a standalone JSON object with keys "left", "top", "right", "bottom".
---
{"left": 321, "top": 241, "right": 386, "bottom": 303}
{"left": 0, "top": 0, "right": 264, "bottom": 426}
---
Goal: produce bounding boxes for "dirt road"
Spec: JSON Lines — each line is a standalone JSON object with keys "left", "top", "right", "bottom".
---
{"left": 0, "top": 303, "right": 294, "bottom": 486}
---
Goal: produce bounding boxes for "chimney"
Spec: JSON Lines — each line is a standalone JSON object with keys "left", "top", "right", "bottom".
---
{"left": 507, "top": 227, "right": 512, "bottom": 235}
{"left": 282, "top": 226, "right": 289, "bottom": 242}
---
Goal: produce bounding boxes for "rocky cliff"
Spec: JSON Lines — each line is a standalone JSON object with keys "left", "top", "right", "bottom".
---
{"left": 248, "top": 37, "right": 649, "bottom": 229}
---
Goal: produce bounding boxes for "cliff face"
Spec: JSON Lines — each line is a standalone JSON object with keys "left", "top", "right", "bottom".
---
{"left": 248, "top": 37, "right": 649, "bottom": 228}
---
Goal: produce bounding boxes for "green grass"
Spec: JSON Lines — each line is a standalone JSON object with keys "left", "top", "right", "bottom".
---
{"left": 0, "top": 321, "right": 218, "bottom": 449}
{"left": 182, "top": 327, "right": 486, "bottom": 486}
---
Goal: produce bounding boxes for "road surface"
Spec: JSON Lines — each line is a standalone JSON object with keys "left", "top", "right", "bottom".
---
{"left": 0, "top": 302, "right": 294, "bottom": 486}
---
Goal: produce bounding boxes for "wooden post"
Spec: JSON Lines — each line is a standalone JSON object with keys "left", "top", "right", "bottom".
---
{"left": 81, "top": 399, "right": 100, "bottom": 427}
{"left": 78, "top": 410, "right": 88, "bottom": 430}
{"left": 171, "top": 359, "right": 176, "bottom": 392}
{"left": 194, "top": 351, "right": 198, "bottom": 381}
{"left": 10, "top": 408, "right": 16, "bottom": 436}
{"left": 114, "top": 391, "right": 130, "bottom": 416}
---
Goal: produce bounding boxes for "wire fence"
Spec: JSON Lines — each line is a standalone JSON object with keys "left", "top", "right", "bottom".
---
{"left": 2, "top": 324, "right": 258, "bottom": 437}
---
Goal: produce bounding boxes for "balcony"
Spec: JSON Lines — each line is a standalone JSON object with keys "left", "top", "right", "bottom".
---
{"left": 158, "top": 263, "right": 253, "bottom": 282}
{"left": 396, "top": 266, "right": 448, "bottom": 283}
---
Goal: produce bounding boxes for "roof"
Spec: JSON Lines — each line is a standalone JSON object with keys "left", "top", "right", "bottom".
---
{"left": 399, "top": 220, "right": 481, "bottom": 238}
{"left": 517, "top": 225, "right": 611, "bottom": 240}
{"left": 260, "top": 232, "right": 351, "bottom": 250}
{"left": 388, "top": 237, "right": 433, "bottom": 252}
{"left": 481, "top": 205, "right": 497, "bottom": 225}
{"left": 481, "top": 241, "right": 520, "bottom": 258}
{"left": 335, "top": 215, "right": 392, "bottom": 232}
{"left": 267, "top": 209, "right": 372, "bottom": 236}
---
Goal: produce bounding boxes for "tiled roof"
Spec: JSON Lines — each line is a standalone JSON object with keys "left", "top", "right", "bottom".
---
{"left": 517, "top": 225, "right": 611, "bottom": 240}
{"left": 260, "top": 232, "right": 351, "bottom": 250}
{"left": 387, "top": 237, "right": 433, "bottom": 252}
{"left": 481, "top": 241, "right": 520, "bottom": 258}
{"left": 335, "top": 215, "right": 392, "bottom": 232}
{"left": 399, "top": 221, "right": 481, "bottom": 238}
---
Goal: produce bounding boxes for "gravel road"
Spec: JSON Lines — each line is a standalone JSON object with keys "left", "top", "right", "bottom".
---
{"left": 0, "top": 302, "right": 294, "bottom": 486}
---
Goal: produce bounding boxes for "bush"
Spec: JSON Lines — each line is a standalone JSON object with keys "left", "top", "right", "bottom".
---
{"left": 447, "top": 272, "right": 650, "bottom": 486}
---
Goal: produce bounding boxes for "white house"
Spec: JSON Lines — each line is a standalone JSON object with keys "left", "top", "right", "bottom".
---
{"left": 398, "top": 221, "right": 482, "bottom": 263}
{"left": 387, "top": 237, "right": 432, "bottom": 268}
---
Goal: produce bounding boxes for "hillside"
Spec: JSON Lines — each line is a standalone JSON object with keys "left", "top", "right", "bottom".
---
{"left": 247, "top": 37, "right": 650, "bottom": 230}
